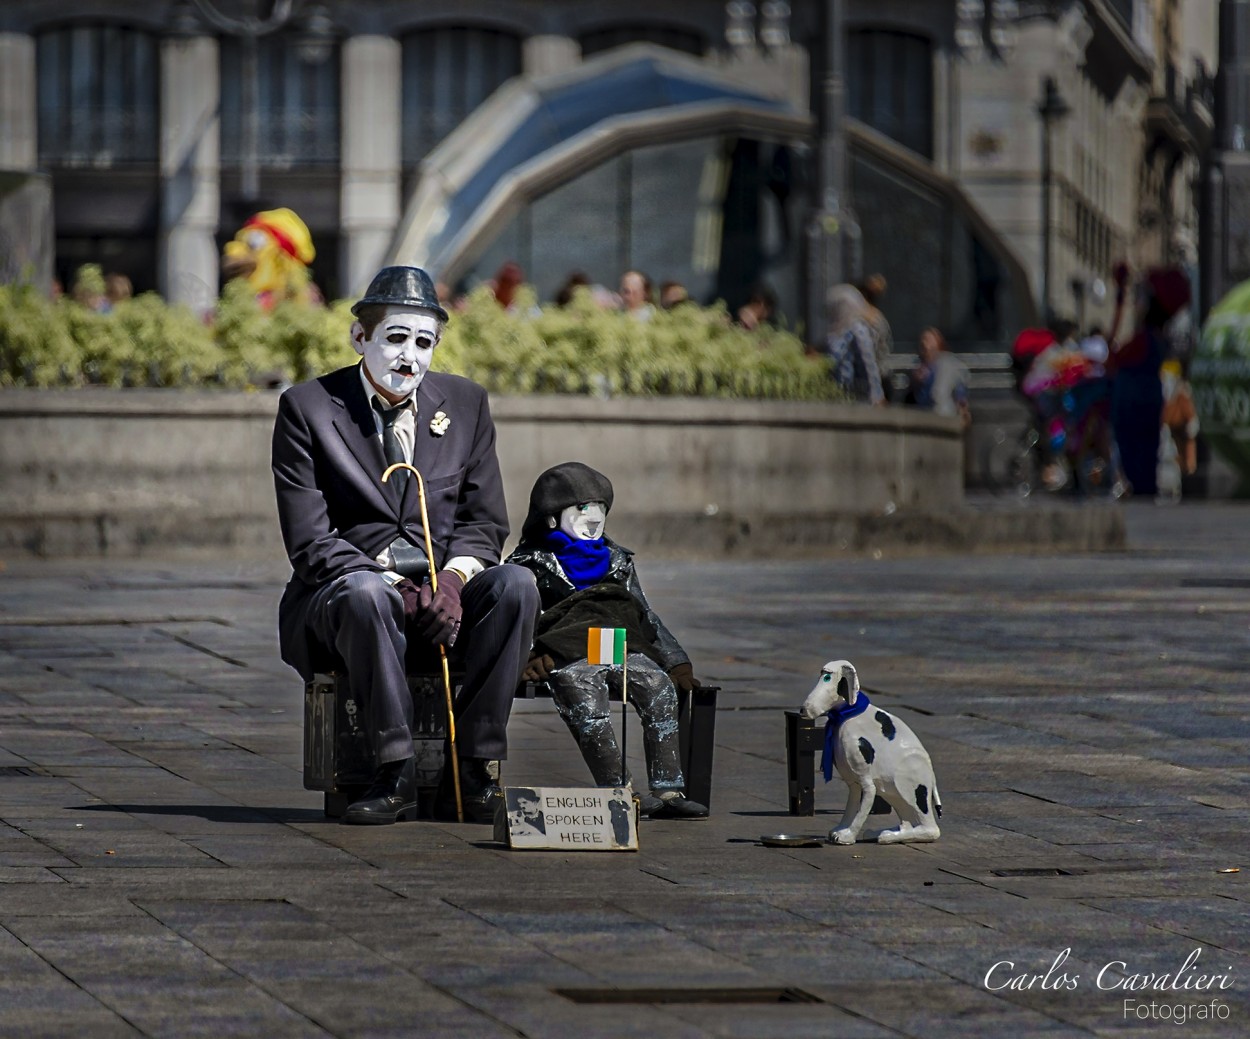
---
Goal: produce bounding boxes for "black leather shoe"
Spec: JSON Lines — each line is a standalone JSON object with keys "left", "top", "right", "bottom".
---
{"left": 342, "top": 758, "right": 418, "bottom": 825}
{"left": 435, "top": 756, "right": 502, "bottom": 823}
{"left": 637, "top": 793, "right": 663, "bottom": 815}
{"left": 648, "top": 791, "right": 708, "bottom": 819}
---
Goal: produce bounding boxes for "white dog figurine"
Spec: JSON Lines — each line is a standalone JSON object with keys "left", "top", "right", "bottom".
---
{"left": 800, "top": 660, "right": 941, "bottom": 845}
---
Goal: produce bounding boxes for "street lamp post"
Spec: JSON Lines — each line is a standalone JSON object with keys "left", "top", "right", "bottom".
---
{"left": 804, "top": 0, "right": 858, "bottom": 347}
{"left": 1070, "top": 275, "right": 1086, "bottom": 332}
{"left": 1036, "top": 75, "right": 1070, "bottom": 324}
{"left": 182, "top": 0, "right": 334, "bottom": 202}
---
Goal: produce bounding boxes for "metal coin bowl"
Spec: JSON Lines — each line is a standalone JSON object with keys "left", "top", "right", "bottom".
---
{"left": 759, "top": 834, "right": 824, "bottom": 848}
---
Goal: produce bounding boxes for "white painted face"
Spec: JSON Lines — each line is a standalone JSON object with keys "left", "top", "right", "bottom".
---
{"left": 557, "top": 501, "right": 607, "bottom": 540}
{"left": 352, "top": 305, "right": 442, "bottom": 401}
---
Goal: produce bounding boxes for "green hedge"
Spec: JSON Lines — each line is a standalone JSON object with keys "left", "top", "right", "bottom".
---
{"left": 0, "top": 279, "right": 841, "bottom": 402}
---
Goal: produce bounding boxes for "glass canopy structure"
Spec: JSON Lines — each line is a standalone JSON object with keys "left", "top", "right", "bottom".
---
{"left": 391, "top": 42, "right": 1035, "bottom": 346}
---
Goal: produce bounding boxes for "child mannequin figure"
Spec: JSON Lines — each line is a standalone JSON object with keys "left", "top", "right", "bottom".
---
{"left": 507, "top": 462, "right": 708, "bottom": 818}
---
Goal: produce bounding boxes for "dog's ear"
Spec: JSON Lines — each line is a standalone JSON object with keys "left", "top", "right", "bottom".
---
{"left": 837, "top": 663, "right": 862, "bottom": 705}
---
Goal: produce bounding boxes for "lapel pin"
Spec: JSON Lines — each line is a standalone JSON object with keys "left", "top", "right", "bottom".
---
{"left": 430, "top": 411, "right": 450, "bottom": 436}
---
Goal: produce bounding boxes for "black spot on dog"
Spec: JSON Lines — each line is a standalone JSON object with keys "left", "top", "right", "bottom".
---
{"left": 915, "top": 784, "right": 930, "bottom": 815}
{"left": 858, "top": 737, "right": 875, "bottom": 763}
{"left": 875, "top": 711, "right": 896, "bottom": 740}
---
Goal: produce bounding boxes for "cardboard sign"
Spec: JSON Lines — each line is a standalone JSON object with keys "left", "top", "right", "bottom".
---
{"left": 494, "top": 786, "right": 639, "bottom": 851}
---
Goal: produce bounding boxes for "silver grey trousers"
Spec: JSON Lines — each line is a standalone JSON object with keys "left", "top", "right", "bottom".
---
{"left": 547, "top": 653, "right": 684, "bottom": 793}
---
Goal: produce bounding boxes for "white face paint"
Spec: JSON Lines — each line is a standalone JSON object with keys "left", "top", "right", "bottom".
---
{"left": 558, "top": 501, "right": 607, "bottom": 540}
{"left": 352, "top": 305, "right": 442, "bottom": 401}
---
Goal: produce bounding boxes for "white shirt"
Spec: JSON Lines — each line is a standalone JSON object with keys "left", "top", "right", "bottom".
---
{"left": 362, "top": 366, "right": 417, "bottom": 465}
{"left": 359, "top": 365, "right": 484, "bottom": 585}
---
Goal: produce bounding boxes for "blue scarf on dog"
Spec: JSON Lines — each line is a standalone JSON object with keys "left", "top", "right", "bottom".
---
{"left": 545, "top": 530, "right": 611, "bottom": 589}
{"left": 821, "top": 693, "right": 872, "bottom": 781}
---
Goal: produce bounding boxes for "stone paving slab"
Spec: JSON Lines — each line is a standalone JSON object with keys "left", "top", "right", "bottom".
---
{"left": 0, "top": 502, "right": 1247, "bottom": 1036}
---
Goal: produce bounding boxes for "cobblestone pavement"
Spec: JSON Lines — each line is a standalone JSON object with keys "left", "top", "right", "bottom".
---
{"left": 0, "top": 502, "right": 1246, "bottom": 1038}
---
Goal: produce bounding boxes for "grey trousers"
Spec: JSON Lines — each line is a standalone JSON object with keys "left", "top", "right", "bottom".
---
{"left": 304, "top": 565, "right": 540, "bottom": 766}
{"left": 547, "top": 654, "right": 685, "bottom": 794}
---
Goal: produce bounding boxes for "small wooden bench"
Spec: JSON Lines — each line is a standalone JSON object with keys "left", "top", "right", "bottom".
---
{"left": 304, "top": 674, "right": 719, "bottom": 818}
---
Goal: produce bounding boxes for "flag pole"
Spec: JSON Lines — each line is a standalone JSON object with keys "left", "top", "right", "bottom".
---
{"left": 620, "top": 633, "right": 628, "bottom": 788}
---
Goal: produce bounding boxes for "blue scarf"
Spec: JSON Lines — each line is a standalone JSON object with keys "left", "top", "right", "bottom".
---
{"left": 821, "top": 693, "right": 872, "bottom": 781}
{"left": 545, "top": 530, "right": 611, "bottom": 589}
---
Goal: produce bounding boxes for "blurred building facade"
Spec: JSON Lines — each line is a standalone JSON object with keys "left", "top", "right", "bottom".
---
{"left": 954, "top": 0, "right": 1214, "bottom": 335}
{"left": 0, "top": 0, "right": 1219, "bottom": 343}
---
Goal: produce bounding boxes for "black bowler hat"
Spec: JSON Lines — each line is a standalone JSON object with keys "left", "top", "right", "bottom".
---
{"left": 352, "top": 266, "right": 448, "bottom": 322}
{"left": 521, "top": 462, "right": 614, "bottom": 540}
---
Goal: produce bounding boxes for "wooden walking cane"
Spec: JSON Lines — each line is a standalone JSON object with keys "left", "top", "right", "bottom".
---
{"left": 381, "top": 462, "right": 463, "bottom": 823}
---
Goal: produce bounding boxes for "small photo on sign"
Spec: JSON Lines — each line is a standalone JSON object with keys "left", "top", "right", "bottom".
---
{"left": 496, "top": 786, "right": 639, "bottom": 851}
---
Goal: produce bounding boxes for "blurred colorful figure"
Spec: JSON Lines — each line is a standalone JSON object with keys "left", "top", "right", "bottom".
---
{"left": 222, "top": 207, "right": 317, "bottom": 309}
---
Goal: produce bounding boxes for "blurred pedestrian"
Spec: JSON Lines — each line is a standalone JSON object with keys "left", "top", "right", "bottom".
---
{"left": 906, "top": 327, "right": 970, "bottom": 427}
{"left": 619, "top": 270, "right": 655, "bottom": 322}
{"left": 858, "top": 273, "right": 894, "bottom": 400}
{"left": 1010, "top": 326, "right": 1056, "bottom": 395}
{"left": 1160, "top": 357, "right": 1199, "bottom": 481}
{"left": 492, "top": 261, "right": 524, "bottom": 311}
{"left": 823, "top": 284, "right": 885, "bottom": 405}
{"left": 555, "top": 271, "right": 590, "bottom": 307}
{"left": 736, "top": 284, "right": 776, "bottom": 331}
{"left": 1106, "top": 264, "right": 1190, "bottom": 498}
{"left": 659, "top": 280, "right": 690, "bottom": 310}
{"left": 104, "top": 272, "right": 133, "bottom": 309}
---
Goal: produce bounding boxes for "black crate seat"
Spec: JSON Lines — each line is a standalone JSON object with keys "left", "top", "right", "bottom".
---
{"left": 304, "top": 673, "right": 719, "bottom": 818}
{"left": 785, "top": 709, "right": 899, "bottom": 820}
{"left": 785, "top": 710, "right": 824, "bottom": 816}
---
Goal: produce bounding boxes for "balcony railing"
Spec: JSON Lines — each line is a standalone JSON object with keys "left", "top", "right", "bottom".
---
{"left": 220, "top": 105, "right": 341, "bottom": 167}
{"left": 38, "top": 107, "right": 158, "bottom": 166}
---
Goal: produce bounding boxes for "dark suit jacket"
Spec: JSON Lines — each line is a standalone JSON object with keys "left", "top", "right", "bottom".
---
{"left": 272, "top": 363, "right": 509, "bottom": 676}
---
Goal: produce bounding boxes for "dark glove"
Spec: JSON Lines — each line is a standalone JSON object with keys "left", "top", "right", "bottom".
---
{"left": 416, "top": 569, "right": 464, "bottom": 647}
{"left": 668, "top": 662, "right": 700, "bottom": 694}
{"left": 522, "top": 653, "right": 555, "bottom": 683}
{"left": 395, "top": 577, "right": 421, "bottom": 620}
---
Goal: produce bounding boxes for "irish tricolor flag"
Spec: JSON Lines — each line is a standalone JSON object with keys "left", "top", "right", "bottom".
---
{"left": 587, "top": 627, "right": 627, "bottom": 665}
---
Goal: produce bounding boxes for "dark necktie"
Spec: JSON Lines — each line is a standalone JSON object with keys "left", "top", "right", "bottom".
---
{"left": 373, "top": 398, "right": 409, "bottom": 493}
{"left": 372, "top": 398, "right": 428, "bottom": 580}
